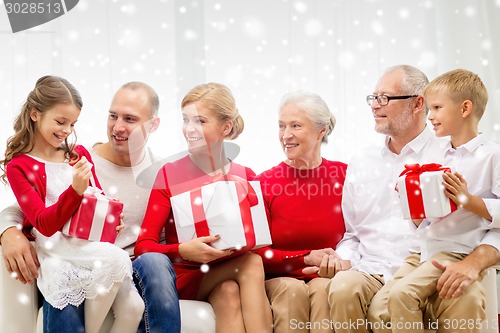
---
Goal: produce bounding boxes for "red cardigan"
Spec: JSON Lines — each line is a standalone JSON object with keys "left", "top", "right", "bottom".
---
{"left": 254, "top": 158, "right": 347, "bottom": 280}
{"left": 6, "top": 145, "right": 99, "bottom": 237}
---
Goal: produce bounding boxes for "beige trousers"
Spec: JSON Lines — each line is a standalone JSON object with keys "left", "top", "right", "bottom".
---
{"left": 326, "top": 270, "right": 385, "bottom": 333}
{"left": 265, "top": 277, "right": 332, "bottom": 333}
{"left": 367, "top": 252, "right": 486, "bottom": 333}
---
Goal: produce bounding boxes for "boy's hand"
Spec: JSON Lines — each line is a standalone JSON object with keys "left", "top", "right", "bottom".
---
{"left": 72, "top": 156, "right": 92, "bottom": 195}
{"left": 443, "top": 171, "right": 492, "bottom": 220}
{"left": 442, "top": 172, "right": 471, "bottom": 207}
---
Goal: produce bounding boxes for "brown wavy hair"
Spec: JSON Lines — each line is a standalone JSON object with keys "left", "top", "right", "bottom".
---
{"left": 1, "top": 75, "right": 83, "bottom": 184}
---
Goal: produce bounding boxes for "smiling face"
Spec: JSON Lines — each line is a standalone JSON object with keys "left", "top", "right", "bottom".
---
{"left": 279, "top": 103, "right": 325, "bottom": 165}
{"left": 31, "top": 103, "right": 80, "bottom": 151}
{"left": 107, "top": 87, "right": 156, "bottom": 158}
{"left": 182, "top": 102, "right": 231, "bottom": 156}
{"left": 371, "top": 69, "right": 415, "bottom": 137}
{"left": 426, "top": 92, "right": 463, "bottom": 137}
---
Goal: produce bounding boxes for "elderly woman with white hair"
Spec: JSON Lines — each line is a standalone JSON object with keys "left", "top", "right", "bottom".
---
{"left": 254, "top": 91, "right": 347, "bottom": 333}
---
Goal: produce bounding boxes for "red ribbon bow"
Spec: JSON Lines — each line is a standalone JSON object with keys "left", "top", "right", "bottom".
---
{"left": 398, "top": 163, "right": 456, "bottom": 219}
{"left": 398, "top": 163, "right": 447, "bottom": 177}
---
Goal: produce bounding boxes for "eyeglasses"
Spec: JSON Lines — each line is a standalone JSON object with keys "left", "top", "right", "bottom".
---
{"left": 366, "top": 94, "right": 418, "bottom": 106}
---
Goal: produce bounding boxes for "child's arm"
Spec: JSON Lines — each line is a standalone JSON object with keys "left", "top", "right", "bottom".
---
{"left": 6, "top": 161, "right": 83, "bottom": 237}
{"left": 442, "top": 172, "right": 491, "bottom": 220}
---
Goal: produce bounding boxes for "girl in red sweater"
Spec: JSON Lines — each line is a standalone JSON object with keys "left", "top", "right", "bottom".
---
{"left": 135, "top": 82, "right": 272, "bottom": 333}
{"left": 0, "top": 76, "right": 143, "bottom": 333}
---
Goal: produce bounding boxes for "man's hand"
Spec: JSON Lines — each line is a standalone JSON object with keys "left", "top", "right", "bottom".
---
{"left": 1, "top": 227, "right": 39, "bottom": 284}
{"left": 432, "top": 259, "right": 480, "bottom": 299}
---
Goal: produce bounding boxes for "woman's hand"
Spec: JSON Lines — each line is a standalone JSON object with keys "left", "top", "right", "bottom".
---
{"left": 72, "top": 156, "right": 92, "bottom": 195}
{"left": 302, "top": 254, "right": 351, "bottom": 278}
{"left": 178, "top": 235, "right": 233, "bottom": 263}
{"left": 303, "top": 248, "right": 338, "bottom": 267}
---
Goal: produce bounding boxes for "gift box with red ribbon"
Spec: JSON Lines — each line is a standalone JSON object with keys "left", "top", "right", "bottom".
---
{"left": 62, "top": 187, "right": 123, "bottom": 243}
{"left": 171, "top": 177, "right": 272, "bottom": 253}
{"left": 397, "top": 163, "right": 458, "bottom": 219}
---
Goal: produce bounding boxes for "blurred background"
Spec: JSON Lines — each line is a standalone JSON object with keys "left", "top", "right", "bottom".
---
{"left": 1, "top": 0, "right": 500, "bottom": 209}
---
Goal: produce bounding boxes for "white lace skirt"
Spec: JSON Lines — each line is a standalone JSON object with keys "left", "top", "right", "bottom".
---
{"left": 34, "top": 230, "right": 133, "bottom": 310}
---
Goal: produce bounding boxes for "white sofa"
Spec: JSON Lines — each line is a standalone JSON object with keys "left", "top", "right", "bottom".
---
{"left": 0, "top": 246, "right": 216, "bottom": 333}
{"left": 2, "top": 244, "right": 498, "bottom": 333}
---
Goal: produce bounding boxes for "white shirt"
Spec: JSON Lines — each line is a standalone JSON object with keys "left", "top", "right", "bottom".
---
{"left": 89, "top": 146, "right": 164, "bottom": 256}
{"left": 336, "top": 127, "right": 447, "bottom": 280}
{"left": 416, "top": 133, "right": 500, "bottom": 261}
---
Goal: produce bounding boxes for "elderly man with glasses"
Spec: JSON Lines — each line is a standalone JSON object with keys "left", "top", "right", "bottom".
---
{"left": 324, "top": 65, "right": 498, "bottom": 333}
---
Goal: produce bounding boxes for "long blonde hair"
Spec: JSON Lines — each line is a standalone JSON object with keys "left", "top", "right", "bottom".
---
{"left": 1, "top": 75, "right": 82, "bottom": 184}
{"left": 181, "top": 82, "right": 244, "bottom": 140}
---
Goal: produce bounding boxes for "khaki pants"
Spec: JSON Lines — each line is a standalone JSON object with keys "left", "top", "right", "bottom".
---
{"left": 266, "top": 277, "right": 332, "bottom": 333}
{"left": 367, "top": 252, "right": 486, "bottom": 333}
{"left": 326, "top": 270, "right": 385, "bottom": 333}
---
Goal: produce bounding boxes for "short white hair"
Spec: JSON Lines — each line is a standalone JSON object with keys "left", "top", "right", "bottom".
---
{"left": 279, "top": 90, "right": 335, "bottom": 143}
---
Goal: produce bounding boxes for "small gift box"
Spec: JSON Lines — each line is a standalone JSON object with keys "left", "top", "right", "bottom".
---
{"left": 171, "top": 178, "right": 272, "bottom": 252}
{"left": 397, "top": 163, "right": 458, "bottom": 220}
{"left": 62, "top": 186, "right": 123, "bottom": 243}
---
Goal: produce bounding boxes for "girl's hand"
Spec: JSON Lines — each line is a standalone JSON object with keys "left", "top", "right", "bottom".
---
{"left": 72, "top": 156, "right": 92, "bottom": 195}
{"left": 178, "top": 235, "right": 233, "bottom": 263}
{"left": 115, "top": 211, "right": 125, "bottom": 233}
{"left": 442, "top": 172, "right": 470, "bottom": 207}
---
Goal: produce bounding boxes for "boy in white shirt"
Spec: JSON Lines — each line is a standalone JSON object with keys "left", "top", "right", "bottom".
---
{"left": 384, "top": 69, "right": 500, "bottom": 333}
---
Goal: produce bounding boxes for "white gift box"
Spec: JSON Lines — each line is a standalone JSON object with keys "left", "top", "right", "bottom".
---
{"left": 397, "top": 169, "right": 457, "bottom": 220}
{"left": 171, "top": 180, "right": 272, "bottom": 251}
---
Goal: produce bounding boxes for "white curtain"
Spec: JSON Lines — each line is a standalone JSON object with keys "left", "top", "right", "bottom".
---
{"left": 1, "top": 0, "right": 500, "bottom": 205}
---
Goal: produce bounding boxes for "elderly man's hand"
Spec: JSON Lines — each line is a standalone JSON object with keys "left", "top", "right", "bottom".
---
{"left": 432, "top": 259, "right": 480, "bottom": 299}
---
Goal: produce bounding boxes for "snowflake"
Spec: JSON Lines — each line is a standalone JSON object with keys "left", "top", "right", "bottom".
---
{"left": 294, "top": 1, "right": 307, "bottom": 13}
{"left": 243, "top": 18, "right": 266, "bottom": 39}
{"left": 265, "top": 249, "right": 274, "bottom": 259}
{"left": 304, "top": 19, "right": 322, "bottom": 37}
{"left": 184, "top": 29, "right": 198, "bottom": 41}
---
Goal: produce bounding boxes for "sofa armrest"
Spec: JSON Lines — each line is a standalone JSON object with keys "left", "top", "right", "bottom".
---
{"left": 0, "top": 245, "right": 38, "bottom": 333}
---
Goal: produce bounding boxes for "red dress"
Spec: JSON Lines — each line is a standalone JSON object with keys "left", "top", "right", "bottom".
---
{"left": 134, "top": 155, "right": 255, "bottom": 299}
{"left": 254, "top": 158, "right": 347, "bottom": 280}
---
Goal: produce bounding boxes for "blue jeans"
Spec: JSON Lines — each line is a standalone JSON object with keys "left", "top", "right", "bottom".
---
{"left": 133, "top": 253, "right": 181, "bottom": 333}
{"left": 43, "top": 300, "right": 85, "bottom": 333}
{"left": 43, "top": 253, "right": 181, "bottom": 333}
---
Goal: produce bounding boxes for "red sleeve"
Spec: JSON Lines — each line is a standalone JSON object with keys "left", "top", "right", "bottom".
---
{"left": 134, "top": 167, "right": 182, "bottom": 261}
{"left": 254, "top": 246, "right": 310, "bottom": 274}
{"left": 253, "top": 171, "right": 311, "bottom": 274}
{"left": 6, "top": 157, "right": 82, "bottom": 237}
